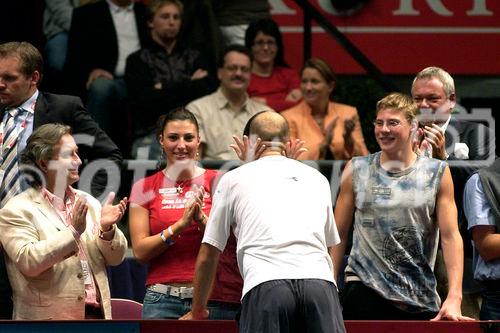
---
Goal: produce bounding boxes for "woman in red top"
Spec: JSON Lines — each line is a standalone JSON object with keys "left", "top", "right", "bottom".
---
{"left": 245, "top": 18, "right": 302, "bottom": 112}
{"left": 129, "top": 108, "right": 242, "bottom": 319}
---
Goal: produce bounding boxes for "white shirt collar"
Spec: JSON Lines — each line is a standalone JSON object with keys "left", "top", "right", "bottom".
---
{"left": 440, "top": 114, "right": 451, "bottom": 132}
{"left": 106, "top": 0, "right": 134, "bottom": 13}
{"left": 19, "top": 90, "right": 38, "bottom": 114}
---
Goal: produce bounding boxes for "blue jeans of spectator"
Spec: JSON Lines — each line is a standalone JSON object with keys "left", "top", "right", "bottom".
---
{"left": 44, "top": 32, "right": 68, "bottom": 92}
{"left": 44, "top": 32, "right": 68, "bottom": 73}
{"left": 87, "top": 77, "right": 127, "bottom": 134}
{"left": 480, "top": 287, "right": 500, "bottom": 320}
{"left": 142, "top": 289, "right": 240, "bottom": 320}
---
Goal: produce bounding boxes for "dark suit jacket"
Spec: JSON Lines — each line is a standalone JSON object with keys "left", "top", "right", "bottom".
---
{"left": 65, "top": 0, "right": 149, "bottom": 96}
{"left": 445, "top": 117, "right": 492, "bottom": 161}
{"left": 445, "top": 117, "right": 495, "bottom": 256}
{"left": 0, "top": 92, "right": 123, "bottom": 195}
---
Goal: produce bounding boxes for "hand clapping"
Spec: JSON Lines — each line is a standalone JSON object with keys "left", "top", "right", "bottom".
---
{"left": 230, "top": 135, "right": 266, "bottom": 162}
{"left": 180, "top": 185, "right": 206, "bottom": 230}
{"left": 71, "top": 196, "right": 89, "bottom": 235}
{"left": 100, "top": 192, "right": 128, "bottom": 231}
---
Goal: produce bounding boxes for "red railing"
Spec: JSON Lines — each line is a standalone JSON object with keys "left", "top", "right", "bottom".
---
{"left": 0, "top": 319, "right": 497, "bottom": 333}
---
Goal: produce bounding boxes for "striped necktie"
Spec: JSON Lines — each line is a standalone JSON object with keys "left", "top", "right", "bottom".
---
{"left": 0, "top": 107, "right": 25, "bottom": 207}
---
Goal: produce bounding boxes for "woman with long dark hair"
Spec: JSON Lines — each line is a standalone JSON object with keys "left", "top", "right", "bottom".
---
{"left": 129, "top": 108, "right": 242, "bottom": 319}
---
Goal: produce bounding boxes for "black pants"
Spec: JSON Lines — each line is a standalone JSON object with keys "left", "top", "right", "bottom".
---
{"left": 341, "top": 281, "right": 438, "bottom": 320}
{"left": 239, "top": 279, "right": 345, "bottom": 333}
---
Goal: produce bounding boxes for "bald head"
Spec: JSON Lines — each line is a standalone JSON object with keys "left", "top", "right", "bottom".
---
{"left": 249, "top": 111, "right": 289, "bottom": 144}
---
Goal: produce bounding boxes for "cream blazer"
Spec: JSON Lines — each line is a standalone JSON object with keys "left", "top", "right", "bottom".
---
{"left": 0, "top": 187, "right": 127, "bottom": 320}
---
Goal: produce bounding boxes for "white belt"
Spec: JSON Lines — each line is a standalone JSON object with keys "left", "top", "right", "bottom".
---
{"left": 148, "top": 284, "right": 194, "bottom": 299}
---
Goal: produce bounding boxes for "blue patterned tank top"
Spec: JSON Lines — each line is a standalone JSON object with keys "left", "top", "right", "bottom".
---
{"left": 346, "top": 152, "right": 446, "bottom": 313}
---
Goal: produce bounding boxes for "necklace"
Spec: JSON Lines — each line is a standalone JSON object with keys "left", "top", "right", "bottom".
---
{"left": 164, "top": 169, "right": 192, "bottom": 194}
{"left": 175, "top": 179, "right": 190, "bottom": 194}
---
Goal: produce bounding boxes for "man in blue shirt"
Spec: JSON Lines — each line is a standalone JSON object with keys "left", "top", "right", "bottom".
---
{"left": 463, "top": 158, "right": 500, "bottom": 320}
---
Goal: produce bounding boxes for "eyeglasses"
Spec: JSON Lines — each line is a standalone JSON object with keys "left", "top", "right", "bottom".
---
{"left": 373, "top": 119, "right": 402, "bottom": 128}
{"left": 412, "top": 96, "right": 444, "bottom": 104}
{"left": 253, "top": 40, "right": 277, "bottom": 48}
{"left": 223, "top": 65, "right": 251, "bottom": 73}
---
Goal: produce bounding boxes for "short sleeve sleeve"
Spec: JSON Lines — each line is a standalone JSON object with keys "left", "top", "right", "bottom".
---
{"left": 129, "top": 178, "right": 155, "bottom": 209}
{"left": 202, "top": 173, "right": 233, "bottom": 251}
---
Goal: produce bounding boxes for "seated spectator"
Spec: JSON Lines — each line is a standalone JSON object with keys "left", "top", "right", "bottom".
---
{"left": 245, "top": 18, "right": 301, "bottom": 112}
{"left": 42, "top": 0, "right": 83, "bottom": 93}
{"left": 178, "top": 0, "right": 224, "bottom": 75}
{"left": 213, "top": 0, "right": 271, "bottom": 46}
{"left": 0, "top": 124, "right": 128, "bottom": 319}
{"left": 125, "top": 0, "right": 216, "bottom": 158}
{"left": 463, "top": 158, "right": 500, "bottom": 321}
{"left": 65, "top": 0, "right": 150, "bottom": 146}
{"left": 129, "top": 108, "right": 242, "bottom": 319}
{"left": 282, "top": 58, "right": 369, "bottom": 160}
{"left": 332, "top": 93, "right": 472, "bottom": 321}
{"left": 186, "top": 44, "right": 272, "bottom": 160}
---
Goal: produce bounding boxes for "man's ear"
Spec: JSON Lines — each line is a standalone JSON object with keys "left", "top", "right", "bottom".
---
{"left": 448, "top": 92, "right": 457, "bottom": 108}
{"left": 31, "top": 70, "right": 41, "bottom": 87}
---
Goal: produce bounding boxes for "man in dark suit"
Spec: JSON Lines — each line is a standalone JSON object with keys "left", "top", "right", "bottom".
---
{"left": 411, "top": 66, "right": 495, "bottom": 319}
{"left": 411, "top": 66, "right": 495, "bottom": 219}
{"left": 411, "top": 66, "right": 494, "bottom": 163}
{"left": 65, "top": 0, "right": 149, "bottom": 148}
{"left": 0, "top": 41, "right": 122, "bottom": 318}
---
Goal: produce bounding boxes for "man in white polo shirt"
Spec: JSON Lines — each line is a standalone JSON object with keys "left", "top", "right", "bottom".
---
{"left": 181, "top": 111, "right": 345, "bottom": 333}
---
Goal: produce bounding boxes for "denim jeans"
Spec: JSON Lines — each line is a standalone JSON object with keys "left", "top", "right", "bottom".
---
{"left": 142, "top": 289, "right": 240, "bottom": 320}
{"left": 480, "top": 288, "right": 500, "bottom": 320}
{"left": 86, "top": 77, "right": 127, "bottom": 134}
{"left": 44, "top": 32, "right": 69, "bottom": 92}
{"left": 44, "top": 32, "right": 68, "bottom": 72}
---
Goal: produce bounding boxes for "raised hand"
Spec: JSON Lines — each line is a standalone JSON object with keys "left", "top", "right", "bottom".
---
{"left": 71, "top": 196, "right": 89, "bottom": 235}
{"left": 100, "top": 192, "right": 128, "bottom": 231}
{"left": 230, "top": 135, "right": 266, "bottom": 163}
{"left": 413, "top": 127, "right": 433, "bottom": 157}
{"left": 178, "top": 185, "right": 204, "bottom": 230}
{"left": 285, "top": 138, "right": 308, "bottom": 160}
{"left": 191, "top": 185, "right": 208, "bottom": 230}
{"left": 423, "top": 123, "right": 447, "bottom": 160}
